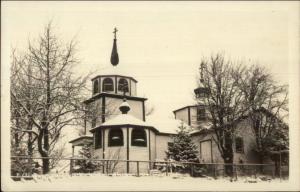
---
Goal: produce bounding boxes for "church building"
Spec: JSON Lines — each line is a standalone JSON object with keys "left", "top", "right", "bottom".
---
{"left": 69, "top": 28, "right": 179, "bottom": 174}
{"left": 69, "top": 28, "right": 278, "bottom": 174}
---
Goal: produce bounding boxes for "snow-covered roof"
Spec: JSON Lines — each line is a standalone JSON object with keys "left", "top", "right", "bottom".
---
{"left": 147, "top": 115, "right": 191, "bottom": 134}
{"left": 90, "top": 114, "right": 158, "bottom": 132}
{"left": 69, "top": 135, "right": 93, "bottom": 146}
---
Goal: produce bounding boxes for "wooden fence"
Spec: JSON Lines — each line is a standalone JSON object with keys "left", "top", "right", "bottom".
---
{"left": 11, "top": 156, "right": 287, "bottom": 180}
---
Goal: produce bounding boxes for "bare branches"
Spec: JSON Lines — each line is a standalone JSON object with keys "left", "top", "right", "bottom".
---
{"left": 10, "top": 21, "right": 89, "bottom": 174}
{"left": 236, "top": 64, "right": 289, "bottom": 157}
{"left": 196, "top": 53, "right": 288, "bottom": 174}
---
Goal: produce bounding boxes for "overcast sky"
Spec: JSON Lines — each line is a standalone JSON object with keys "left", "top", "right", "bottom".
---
{"left": 2, "top": 1, "right": 298, "bottom": 120}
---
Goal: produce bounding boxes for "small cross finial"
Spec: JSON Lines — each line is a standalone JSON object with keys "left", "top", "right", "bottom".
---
{"left": 113, "top": 27, "right": 118, "bottom": 39}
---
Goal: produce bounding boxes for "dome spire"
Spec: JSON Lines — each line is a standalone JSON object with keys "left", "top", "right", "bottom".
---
{"left": 110, "top": 27, "right": 119, "bottom": 66}
{"left": 200, "top": 61, "right": 205, "bottom": 83}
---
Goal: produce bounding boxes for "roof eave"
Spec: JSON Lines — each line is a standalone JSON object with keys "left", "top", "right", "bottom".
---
{"left": 90, "top": 124, "right": 159, "bottom": 133}
{"left": 83, "top": 93, "right": 147, "bottom": 104}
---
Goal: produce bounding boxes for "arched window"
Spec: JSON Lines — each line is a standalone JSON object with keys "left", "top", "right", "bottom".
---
{"left": 93, "top": 80, "right": 99, "bottom": 94}
{"left": 102, "top": 78, "right": 114, "bottom": 92}
{"left": 108, "top": 128, "right": 123, "bottom": 146}
{"left": 131, "top": 128, "right": 147, "bottom": 147}
{"left": 94, "top": 130, "right": 102, "bottom": 149}
{"left": 118, "top": 78, "right": 129, "bottom": 93}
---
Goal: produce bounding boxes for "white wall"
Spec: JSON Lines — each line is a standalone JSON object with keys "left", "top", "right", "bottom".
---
{"left": 106, "top": 97, "right": 144, "bottom": 121}
{"left": 155, "top": 134, "right": 173, "bottom": 160}
{"left": 93, "top": 126, "right": 156, "bottom": 173}
{"left": 174, "top": 108, "right": 189, "bottom": 125}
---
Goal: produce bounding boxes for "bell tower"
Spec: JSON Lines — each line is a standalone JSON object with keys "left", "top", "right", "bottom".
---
{"left": 84, "top": 28, "right": 147, "bottom": 132}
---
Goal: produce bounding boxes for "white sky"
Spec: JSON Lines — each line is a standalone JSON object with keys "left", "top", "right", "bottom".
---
{"left": 1, "top": 1, "right": 297, "bottom": 120}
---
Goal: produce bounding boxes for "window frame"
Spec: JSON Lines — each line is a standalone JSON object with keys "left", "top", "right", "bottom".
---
{"left": 197, "top": 106, "right": 206, "bottom": 121}
{"left": 131, "top": 128, "right": 147, "bottom": 147}
{"left": 108, "top": 128, "right": 124, "bottom": 147}
{"left": 235, "top": 136, "right": 244, "bottom": 153}
{"left": 102, "top": 78, "right": 114, "bottom": 92}
{"left": 93, "top": 79, "right": 99, "bottom": 94}
{"left": 94, "top": 130, "right": 102, "bottom": 149}
{"left": 118, "top": 78, "right": 129, "bottom": 93}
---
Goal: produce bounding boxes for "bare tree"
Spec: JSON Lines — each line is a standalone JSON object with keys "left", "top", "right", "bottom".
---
{"left": 198, "top": 54, "right": 248, "bottom": 176}
{"left": 105, "top": 148, "right": 122, "bottom": 174}
{"left": 235, "top": 65, "right": 288, "bottom": 171}
{"left": 10, "top": 21, "right": 89, "bottom": 174}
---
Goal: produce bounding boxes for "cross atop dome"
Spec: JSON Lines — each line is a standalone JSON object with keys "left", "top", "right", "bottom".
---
{"left": 111, "top": 27, "right": 119, "bottom": 66}
{"left": 113, "top": 27, "right": 118, "bottom": 39}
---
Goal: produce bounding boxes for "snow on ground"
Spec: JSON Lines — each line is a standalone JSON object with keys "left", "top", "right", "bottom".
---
{"left": 3, "top": 173, "right": 290, "bottom": 191}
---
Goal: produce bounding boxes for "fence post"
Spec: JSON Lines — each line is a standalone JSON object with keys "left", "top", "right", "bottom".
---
{"left": 234, "top": 164, "right": 238, "bottom": 181}
{"left": 102, "top": 160, "right": 105, "bottom": 174}
{"left": 69, "top": 159, "right": 73, "bottom": 176}
{"left": 166, "top": 162, "right": 169, "bottom": 176}
{"left": 106, "top": 160, "right": 108, "bottom": 174}
{"left": 213, "top": 164, "right": 216, "bottom": 179}
{"left": 136, "top": 161, "right": 140, "bottom": 177}
{"left": 272, "top": 164, "right": 275, "bottom": 179}
{"left": 191, "top": 164, "right": 194, "bottom": 177}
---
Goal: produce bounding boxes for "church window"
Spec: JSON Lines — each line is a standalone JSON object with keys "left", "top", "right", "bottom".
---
{"left": 93, "top": 80, "right": 99, "bottom": 94}
{"left": 102, "top": 78, "right": 114, "bottom": 92}
{"left": 235, "top": 137, "right": 244, "bottom": 153}
{"left": 94, "top": 130, "right": 102, "bottom": 149}
{"left": 118, "top": 78, "right": 129, "bottom": 93}
{"left": 197, "top": 106, "right": 206, "bottom": 121}
{"left": 167, "top": 142, "right": 174, "bottom": 148}
{"left": 131, "top": 128, "right": 147, "bottom": 147}
{"left": 108, "top": 128, "right": 123, "bottom": 146}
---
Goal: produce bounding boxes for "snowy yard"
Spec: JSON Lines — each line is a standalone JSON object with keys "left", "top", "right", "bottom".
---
{"left": 4, "top": 173, "right": 289, "bottom": 191}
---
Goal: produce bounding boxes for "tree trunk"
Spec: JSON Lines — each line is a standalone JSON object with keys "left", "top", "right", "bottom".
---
{"left": 223, "top": 152, "right": 234, "bottom": 177}
{"left": 38, "top": 123, "right": 50, "bottom": 174}
{"left": 223, "top": 131, "right": 234, "bottom": 177}
{"left": 258, "top": 151, "right": 265, "bottom": 174}
{"left": 42, "top": 158, "right": 50, "bottom": 174}
{"left": 273, "top": 155, "right": 280, "bottom": 177}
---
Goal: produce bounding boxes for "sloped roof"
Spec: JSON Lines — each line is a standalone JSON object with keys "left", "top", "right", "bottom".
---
{"left": 90, "top": 114, "right": 158, "bottom": 133}
{"left": 147, "top": 115, "right": 191, "bottom": 135}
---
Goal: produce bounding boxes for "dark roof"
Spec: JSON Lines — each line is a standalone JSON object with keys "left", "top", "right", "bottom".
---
{"left": 173, "top": 105, "right": 199, "bottom": 113}
{"left": 84, "top": 92, "right": 147, "bottom": 104}
{"left": 194, "top": 87, "right": 209, "bottom": 94}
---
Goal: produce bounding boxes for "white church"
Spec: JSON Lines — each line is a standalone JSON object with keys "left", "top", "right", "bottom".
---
{"left": 69, "top": 28, "right": 261, "bottom": 174}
